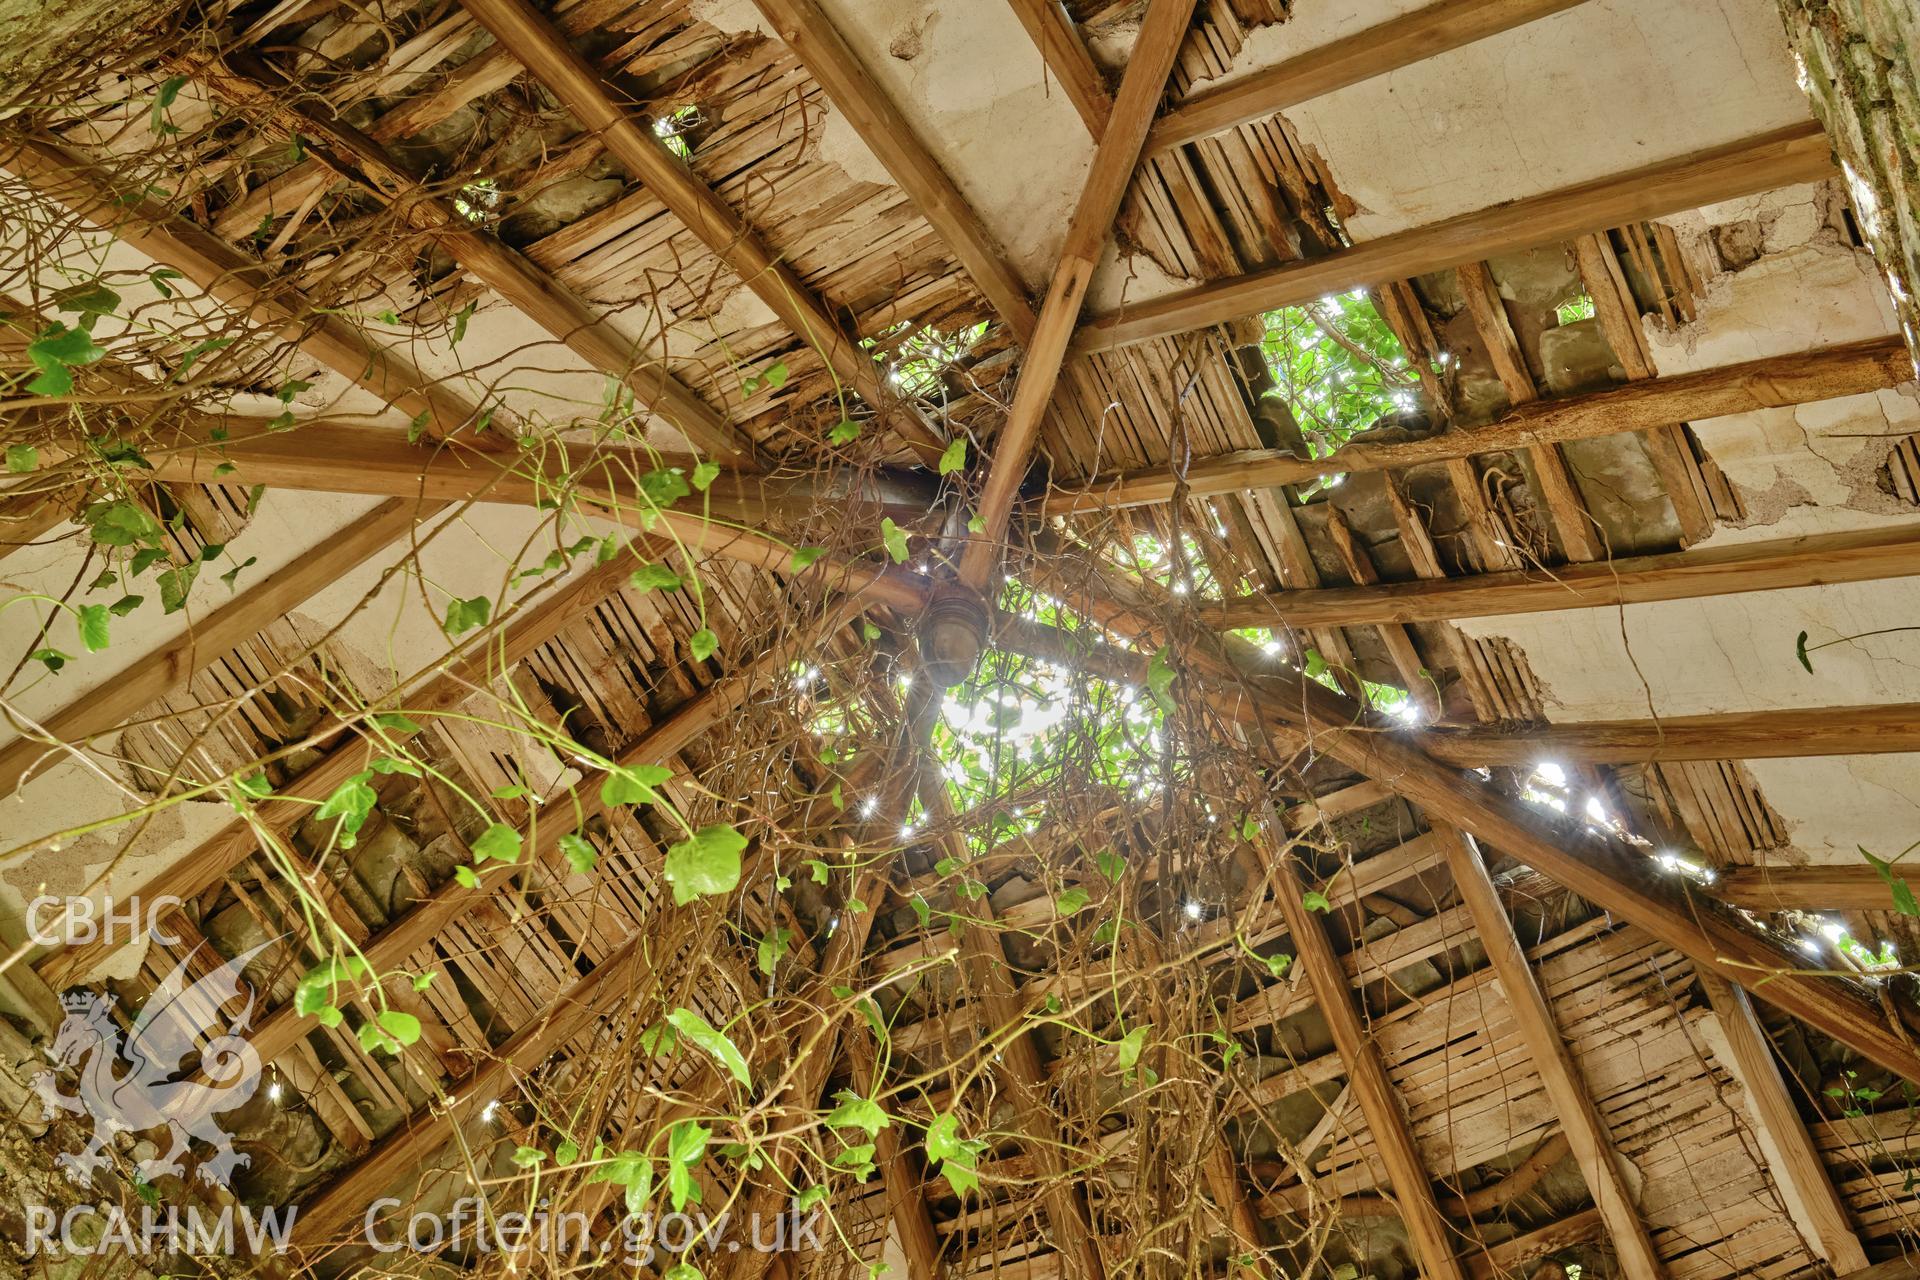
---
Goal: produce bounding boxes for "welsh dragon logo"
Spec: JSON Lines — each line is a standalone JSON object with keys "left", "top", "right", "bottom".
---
{"left": 34, "top": 941, "right": 270, "bottom": 1188}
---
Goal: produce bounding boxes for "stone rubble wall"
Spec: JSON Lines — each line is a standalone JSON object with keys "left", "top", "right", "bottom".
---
{"left": 1779, "top": 0, "right": 1920, "bottom": 368}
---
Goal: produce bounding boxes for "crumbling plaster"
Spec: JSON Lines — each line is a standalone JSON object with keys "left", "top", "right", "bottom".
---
{"left": 1458, "top": 187, "right": 1920, "bottom": 863}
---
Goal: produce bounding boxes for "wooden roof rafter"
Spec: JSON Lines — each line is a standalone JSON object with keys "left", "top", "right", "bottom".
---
{"left": 183, "top": 50, "right": 768, "bottom": 468}
{"left": 452, "top": 0, "right": 952, "bottom": 465}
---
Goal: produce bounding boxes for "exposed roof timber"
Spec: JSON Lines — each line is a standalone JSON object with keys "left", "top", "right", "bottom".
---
{"left": 145, "top": 419, "right": 937, "bottom": 523}
{"left": 994, "top": 608, "right": 1920, "bottom": 1081}
{"left": 1698, "top": 973, "right": 1871, "bottom": 1272}
{"left": 1464, "top": 1207, "right": 1604, "bottom": 1280}
{"left": 286, "top": 629, "right": 872, "bottom": 1244}
{"left": 1072, "top": 122, "right": 1835, "bottom": 354}
{"left": 1001, "top": 0, "right": 1112, "bottom": 137}
{"left": 1143, "top": 0, "right": 1592, "bottom": 157}
{"left": 750, "top": 0, "right": 1038, "bottom": 343}
{"left": 849, "top": 1032, "right": 944, "bottom": 1280}
{"left": 959, "top": 0, "right": 1200, "bottom": 589}
{"left": 1420, "top": 703, "right": 1920, "bottom": 767}
{"left": 926, "top": 785, "right": 1112, "bottom": 1280}
{"left": 1436, "top": 825, "right": 1666, "bottom": 1280}
{"left": 1199, "top": 524, "right": 1920, "bottom": 629}
{"left": 0, "top": 498, "right": 430, "bottom": 799}
{"left": 33, "top": 546, "right": 653, "bottom": 990}
{"left": 1716, "top": 866, "right": 1908, "bottom": 913}
{"left": 291, "top": 923, "right": 656, "bottom": 1244}
{"left": 1, "top": 138, "right": 488, "bottom": 443}
{"left": 1046, "top": 336, "right": 1910, "bottom": 512}
{"left": 452, "top": 0, "right": 949, "bottom": 464}
{"left": 184, "top": 52, "right": 765, "bottom": 468}
{"left": 1260, "top": 833, "right": 1468, "bottom": 1280}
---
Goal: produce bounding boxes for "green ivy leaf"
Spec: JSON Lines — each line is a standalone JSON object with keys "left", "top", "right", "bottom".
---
{"left": 1860, "top": 845, "right": 1919, "bottom": 916}
{"left": 5, "top": 444, "right": 37, "bottom": 473}
{"left": 665, "top": 1008, "right": 751, "bottom": 1088}
{"left": 790, "top": 546, "right": 826, "bottom": 572}
{"left": 472, "top": 823, "right": 523, "bottom": 864}
{"left": 412, "top": 970, "right": 437, "bottom": 992}
{"left": 1115, "top": 1025, "right": 1148, "bottom": 1070}
{"left": 454, "top": 865, "right": 480, "bottom": 888}
{"left": 691, "top": 460, "right": 721, "bottom": 492}
{"left": 1795, "top": 630, "right": 1814, "bottom": 673}
{"left": 630, "top": 562, "right": 683, "bottom": 593}
{"left": 443, "top": 595, "right": 491, "bottom": 637}
{"left": 640, "top": 468, "right": 691, "bottom": 509}
{"left": 451, "top": 300, "right": 475, "bottom": 345}
{"left": 77, "top": 604, "right": 110, "bottom": 652}
{"left": 1146, "top": 646, "right": 1177, "bottom": 714}
{"left": 1053, "top": 888, "right": 1089, "bottom": 917}
{"left": 601, "top": 762, "right": 672, "bottom": 806}
{"left": 825, "top": 1090, "right": 890, "bottom": 1137}
{"left": 315, "top": 772, "right": 378, "bottom": 847}
{"left": 1301, "top": 890, "right": 1331, "bottom": 913}
{"left": 757, "top": 926, "right": 792, "bottom": 976}
{"left": 1264, "top": 952, "right": 1292, "bottom": 980}
{"left": 664, "top": 823, "right": 747, "bottom": 905}
{"left": 828, "top": 419, "right": 861, "bottom": 445}
{"left": 880, "top": 518, "right": 910, "bottom": 564}
{"left": 688, "top": 628, "right": 718, "bottom": 662}
{"left": 560, "top": 833, "right": 597, "bottom": 875}
{"left": 938, "top": 437, "right": 967, "bottom": 475}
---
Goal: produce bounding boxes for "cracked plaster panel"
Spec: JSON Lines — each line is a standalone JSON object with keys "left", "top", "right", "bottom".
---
{"left": 695, "top": 0, "right": 1094, "bottom": 289}
{"left": 0, "top": 501, "right": 561, "bottom": 977}
{"left": 1647, "top": 185, "right": 1920, "bottom": 539}
{"left": 1455, "top": 580, "right": 1920, "bottom": 860}
{"left": 1278, "top": 0, "right": 1810, "bottom": 241}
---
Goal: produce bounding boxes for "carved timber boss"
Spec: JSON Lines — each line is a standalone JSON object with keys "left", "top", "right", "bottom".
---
{"left": 917, "top": 585, "right": 989, "bottom": 687}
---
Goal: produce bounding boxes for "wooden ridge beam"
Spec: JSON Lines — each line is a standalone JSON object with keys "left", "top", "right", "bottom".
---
{"left": 1002, "top": 0, "right": 1112, "bottom": 137}
{"left": 1144, "top": 0, "right": 1591, "bottom": 156}
{"left": 1418, "top": 702, "right": 1920, "bottom": 767}
{"left": 144, "top": 417, "right": 936, "bottom": 523}
{"left": 1199, "top": 523, "right": 1920, "bottom": 629}
{"left": 452, "top": 0, "right": 947, "bottom": 463}
{"left": 1045, "top": 336, "right": 1910, "bottom": 513}
{"left": 186, "top": 50, "right": 764, "bottom": 468}
{"left": 1435, "top": 824, "right": 1665, "bottom": 1280}
{"left": 0, "top": 498, "right": 427, "bottom": 799}
{"left": 749, "top": 0, "right": 1038, "bottom": 343}
{"left": 1715, "top": 865, "right": 1906, "bottom": 913}
{"left": 2, "top": 137, "right": 487, "bottom": 443}
{"left": 959, "top": 0, "right": 1199, "bottom": 588}
{"left": 1261, "top": 831, "right": 1467, "bottom": 1280}
{"left": 1073, "top": 123, "right": 1834, "bottom": 353}
{"left": 1698, "top": 973, "right": 1870, "bottom": 1272}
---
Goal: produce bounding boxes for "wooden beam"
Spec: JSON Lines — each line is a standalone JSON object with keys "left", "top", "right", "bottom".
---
{"left": 144, "top": 418, "right": 935, "bottom": 522}
{"left": 1463, "top": 1207, "right": 1604, "bottom": 1280}
{"left": 1435, "top": 824, "right": 1666, "bottom": 1280}
{"left": 36, "top": 548, "right": 650, "bottom": 989}
{"left": 1073, "top": 123, "right": 1834, "bottom": 353}
{"left": 1698, "top": 973, "right": 1870, "bottom": 1272}
{"left": 1002, "top": 0, "right": 1112, "bottom": 137}
{"left": 1419, "top": 703, "right": 1920, "bottom": 767}
{"left": 849, "top": 1031, "right": 945, "bottom": 1280}
{"left": 1045, "top": 336, "right": 1909, "bottom": 512}
{"left": 452, "top": 0, "right": 947, "bottom": 461}
{"left": 186, "top": 51, "right": 763, "bottom": 468}
{"left": 958, "top": 0, "right": 1198, "bottom": 589}
{"left": 224, "top": 637, "right": 779, "bottom": 1072}
{"left": 1291, "top": 685, "right": 1920, "bottom": 1084}
{"left": 289, "top": 925, "right": 655, "bottom": 1244}
{"left": 1, "top": 137, "right": 486, "bottom": 442}
{"left": 1262, "top": 834, "right": 1467, "bottom": 1280}
{"left": 995, "top": 604, "right": 1920, "bottom": 1083}
{"left": 1715, "top": 865, "right": 1909, "bottom": 913}
{"left": 1199, "top": 523, "right": 1920, "bottom": 629}
{"left": 0, "top": 499, "right": 427, "bottom": 798}
{"left": 749, "top": 0, "right": 1037, "bottom": 343}
{"left": 1145, "top": 0, "right": 1590, "bottom": 156}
